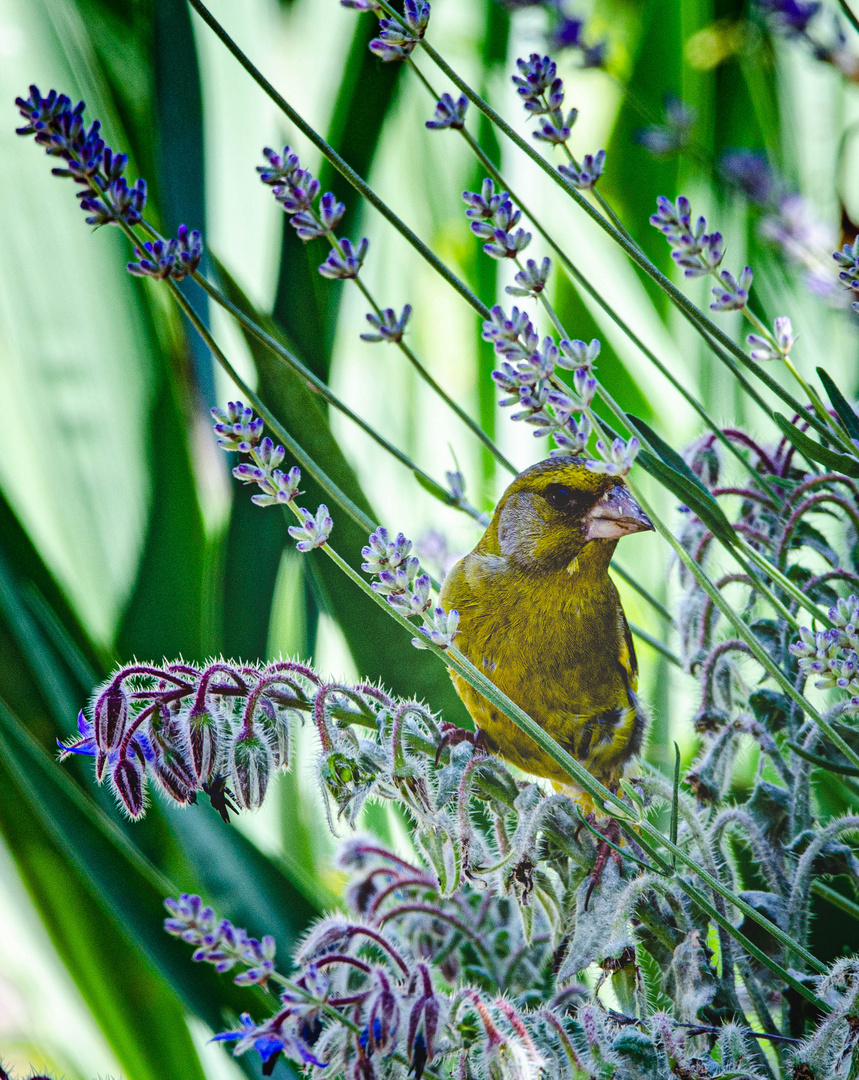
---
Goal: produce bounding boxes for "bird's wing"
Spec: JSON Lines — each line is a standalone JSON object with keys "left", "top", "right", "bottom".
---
{"left": 617, "top": 608, "right": 639, "bottom": 694}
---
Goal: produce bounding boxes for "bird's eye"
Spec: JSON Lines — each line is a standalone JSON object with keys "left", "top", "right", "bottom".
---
{"left": 544, "top": 484, "right": 576, "bottom": 510}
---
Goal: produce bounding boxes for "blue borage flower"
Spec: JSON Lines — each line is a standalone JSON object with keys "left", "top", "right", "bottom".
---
{"left": 211, "top": 1012, "right": 327, "bottom": 1070}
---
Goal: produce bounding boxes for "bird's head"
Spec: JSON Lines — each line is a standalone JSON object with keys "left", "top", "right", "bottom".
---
{"left": 479, "top": 458, "right": 654, "bottom": 574}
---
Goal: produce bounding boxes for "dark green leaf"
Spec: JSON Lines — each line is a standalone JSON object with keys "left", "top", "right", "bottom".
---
{"left": 772, "top": 412, "right": 859, "bottom": 477}
{"left": 818, "top": 367, "right": 859, "bottom": 443}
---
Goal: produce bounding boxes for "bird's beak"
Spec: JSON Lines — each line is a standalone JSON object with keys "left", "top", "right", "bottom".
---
{"left": 583, "top": 485, "right": 654, "bottom": 541}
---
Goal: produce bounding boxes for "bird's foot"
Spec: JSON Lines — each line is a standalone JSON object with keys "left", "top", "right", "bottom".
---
{"left": 575, "top": 813, "right": 624, "bottom": 911}
{"left": 434, "top": 722, "right": 489, "bottom": 766}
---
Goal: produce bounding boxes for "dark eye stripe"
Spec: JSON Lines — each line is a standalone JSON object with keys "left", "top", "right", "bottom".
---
{"left": 544, "top": 484, "right": 585, "bottom": 511}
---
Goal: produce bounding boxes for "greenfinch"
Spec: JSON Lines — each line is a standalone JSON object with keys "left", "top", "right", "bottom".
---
{"left": 440, "top": 458, "right": 653, "bottom": 790}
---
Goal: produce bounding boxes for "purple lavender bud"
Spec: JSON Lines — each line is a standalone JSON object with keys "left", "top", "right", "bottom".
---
{"left": 559, "top": 149, "right": 606, "bottom": 191}
{"left": 533, "top": 108, "right": 578, "bottom": 145}
{"left": 111, "top": 754, "right": 145, "bottom": 818}
{"left": 710, "top": 265, "right": 753, "bottom": 311}
{"left": 126, "top": 226, "right": 202, "bottom": 281}
{"left": 235, "top": 935, "right": 277, "bottom": 987}
{"left": 93, "top": 681, "right": 129, "bottom": 751}
{"left": 257, "top": 145, "right": 300, "bottom": 186}
{"left": 758, "top": 0, "right": 821, "bottom": 35}
{"left": 341, "top": 0, "right": 381, "bottom": 8}
{"left": 369, "top": 2, "right": 430, "bottom": 61}
{"left": 211, "top": 401, "right": 265, "bottom": 451}
{"left": 318, "top": 237, "right": 369, "bottom": 279}
{"left": 276, "top": 173, "right": 321, "bottom": 214}
{"left": 513, "top": 54, "right": 558, "bottom": 100}
{"left": 587, "top": 436, "right": 641, "bottom": 477}
{"left": 288, "top": 504, "right": 333, "bottom": 551}
{"left": 462, "top": 179, "right": 509, "bottom": 221}
{"left": 557, "top": 337, "right": 600, "bottom": 371}
{"left": 484, "top": 226, "right": 532, "bottom": 260}
{"left": 426, "top": 93, "right": 468, "bottom": 130}
{"left": 229, "top": 730, "right": 274, "bottom": 810}
{"left": 573, "top": 367, "right": 597, "bottom": 406}
{"left": 720, "top": 149, "right": 776, "bottom": 205}
{"left": 387, "top": 573, "right": 432, "bottom": 616}
{"left": 506, "top": 256, "right": 552, "bottom": 297}
{"left": 636, "top": 97, "right": 696, "bottom": 156}
{"left": 361, "top": 304, "right": 412, "bottom": 343}
{"left": 413, "top": 606, "right": 459, "bottom": 649}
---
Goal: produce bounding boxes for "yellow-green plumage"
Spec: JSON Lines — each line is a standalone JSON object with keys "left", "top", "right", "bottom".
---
{"left": 440, "top": 458, "right": 653, "bottom": 789}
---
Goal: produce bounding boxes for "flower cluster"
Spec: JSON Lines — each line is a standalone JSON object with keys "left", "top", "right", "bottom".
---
{"left": 164, "top": 894, "right": 277, "bottom": 987}
{"left": 758, "top": 0, "right": 859, "bottom": 80}
{"left": 548, "top": 14, "right": 608, "bottom": 67}
{"left": 559, "top": 148, "right": 605, "bottom": 191}
{"left": 479, "top": 295, "right": 641, "bottom": 474}
{"left": 425, "top": 93, "right": 468, "bottom": 131}
{"left": 154, "top": 661, "right": 859, "bottom": 1080}
{"left": 369, "top": 0, "right": 430, "bottom": 62}
{"left": 636, "top": 96, "right": 697, "bottom": 157}
{"left": 463, "top": 181, "right": 532, "bottom": 261}
{"left": 747, "top": 315, "right": 796, "bottom": 360}
{"left": 126, "top": 224, "right": 203, "bottom": 281}
{"left": 211, "top": 402, "right": 330, "bottom": 548}
{"left": 834, "top": 243, "right": 859, "bottom": 313}
{"left": 650, "top": 195, "right": 728, "bottom": 282}
{"left": 15, "top": 85, "right": 147, "bottom": 227}
{"left": 15, "top": 86, "right": 203, "bottom": 283}
{"left": 258, "top": 145, "right": 369, "bottom": 282}
{"left": 512, "top": 53, "right": 607, "bottom": 185}
{"left": 720, "top": 151, "right": 843, "bottom": 303}
{"left": 791, "top": 596, "right": 859, "bottom": 705}
{"left": 57, "top": 658, "right": 324, "bottom": 818}
{"left": 361, "top": 527, "right": 459, "bottom": 649}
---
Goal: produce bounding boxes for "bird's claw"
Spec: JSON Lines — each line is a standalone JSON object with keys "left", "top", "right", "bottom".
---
{"left": 434, "top": 722, "right": 489, "bottom": 766}
{"left": 576, "top": 813, "right": 624, "bottom": 911}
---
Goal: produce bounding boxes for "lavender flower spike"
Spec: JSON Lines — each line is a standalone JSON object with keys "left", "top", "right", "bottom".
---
{"left": 127, "top": 226, "right": 203, "bottom": 281}
{"left": 289, "top": 505, "right": 333, "bottom": 552}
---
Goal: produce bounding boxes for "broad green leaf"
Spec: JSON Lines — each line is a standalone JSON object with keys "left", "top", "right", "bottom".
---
{"left": 818, "top": 366, "right": 859, "bottom": 445}
{"left": 627, "top": 415, "right": 738, "bottom": 546}
{"left": 0, "top": 702, "right": 214, "bottom": 1080}
{"left": 772, "top": 412, "right": 859, "bottom": 478}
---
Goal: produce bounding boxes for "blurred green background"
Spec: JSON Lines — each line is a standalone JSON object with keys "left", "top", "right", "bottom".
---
{"left": 1, "top": 0, "right": 857, "bottom": 1075}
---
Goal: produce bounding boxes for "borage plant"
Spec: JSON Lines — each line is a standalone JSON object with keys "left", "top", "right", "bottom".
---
{"left": 11, "top": 0, "right": 859, "bottom": 1077}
